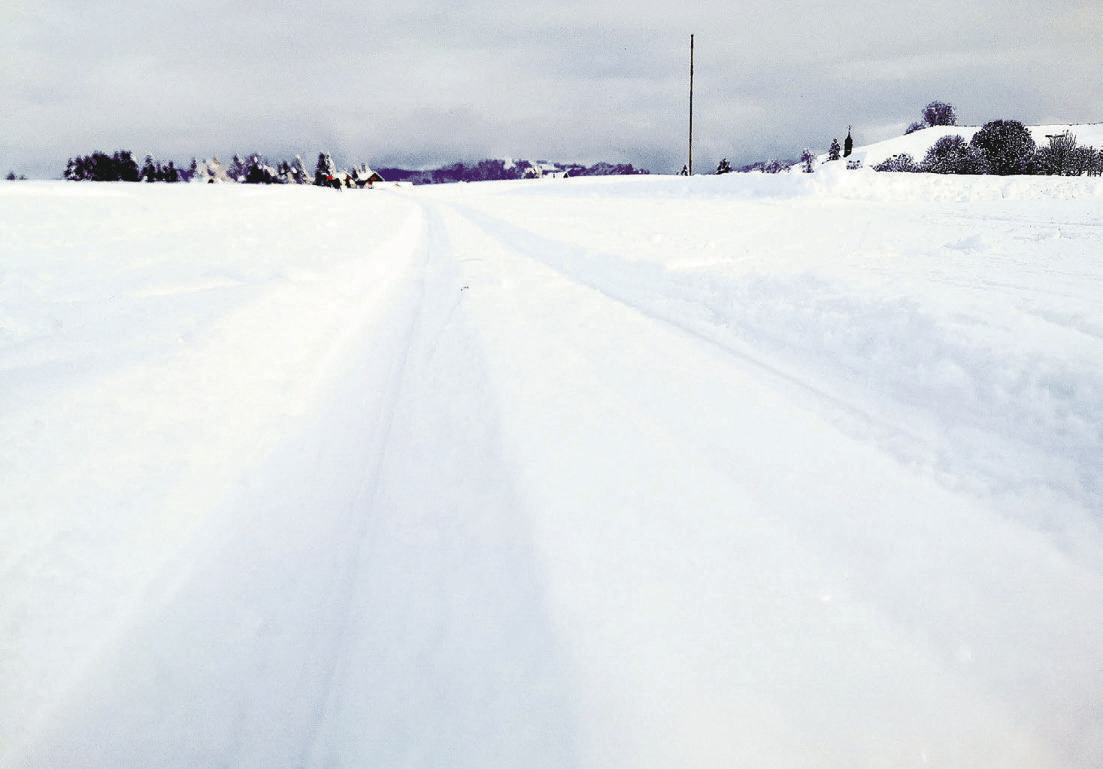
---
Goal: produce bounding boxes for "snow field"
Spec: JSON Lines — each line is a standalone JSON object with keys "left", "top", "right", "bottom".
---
{"left": 1, "top": 183, "right": 430, "bottom": 763}
{"left": 2, "top": 173, "right": 1103, "bottom": 769}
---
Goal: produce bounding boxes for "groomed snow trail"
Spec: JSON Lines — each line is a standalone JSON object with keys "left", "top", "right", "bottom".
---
{"left": 3, "top": 175, "right": 1103, "bottom": 769}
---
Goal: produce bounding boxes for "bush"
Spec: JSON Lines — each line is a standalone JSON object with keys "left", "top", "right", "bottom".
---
{"left": 1088, "top": 147, "right": 1103, "bottom": 177}
{"left": 969, "top": 120, "right": 1036, "bottom": 175}
{"left": 920, "top": 135, "right": 990, "bottom": 174}
{"left": 873, "top": 153, "right": 919, "bottom": 172}
{"left": 1034, "top": 131, "right": 1097, "bottom": 176}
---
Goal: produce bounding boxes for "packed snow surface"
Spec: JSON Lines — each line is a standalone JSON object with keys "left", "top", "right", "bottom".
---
{"left": 2, "top": 170, "right": 1103, "bottom": 769}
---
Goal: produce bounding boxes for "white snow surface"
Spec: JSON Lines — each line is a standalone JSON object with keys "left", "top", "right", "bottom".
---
{"left": 2, "top": 172, "right": 1103, "bottom": 769}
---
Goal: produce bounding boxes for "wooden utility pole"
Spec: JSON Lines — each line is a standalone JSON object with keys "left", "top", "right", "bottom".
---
{"left": 688, "top": 34, "right": 695, "bottom": 175}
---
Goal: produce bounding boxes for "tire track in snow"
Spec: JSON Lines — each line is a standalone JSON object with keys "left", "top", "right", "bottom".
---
{"left": 303, "top": 199, "right": 579, "bottom": 769}
{"left": 419, "top": 199, "right": 1103, "bottom": 769}
{"left": 443, "top": 204, "right": 942, "bottom": 473}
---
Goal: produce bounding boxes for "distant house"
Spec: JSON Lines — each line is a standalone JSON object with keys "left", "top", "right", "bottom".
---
{"left": 350, "top": 164, "right": 385, "bottom": 188}
{"left": 524, "top": 162, "right": 568, "bottom": 180}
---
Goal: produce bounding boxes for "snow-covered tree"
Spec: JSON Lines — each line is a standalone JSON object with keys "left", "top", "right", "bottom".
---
{"left": 827, "top": 139, "right": 841, "bottom": 161}
{"left": 716, "top": 158, "right": 732, "bottom": 174}
{"left": 873, "top": 153, "right": 919, "bottom": 173}
{"left": 63, "top": 151, "right": 140, "bottom": 181}
{"left": 1035, "top": 131, "right": 1083, "bottom": 176}
{"left": 904, "top": 102, "right": 956, "bottom": 136}
{"left": 192, "top": 157, "right": 230, "bottom": 183}
{"left": 314, "top": 152, "right": 338, "bottom": 186}
{"left": 921, "top": 135, "right": 989, "bottom": 174}
{"left": 289, "top": 155, "right": 309, "bottom": 184}
{"left": 228, "top": 155, "right": 247, "bottom": 183}
{"left": 922, "top": 101, "right": 957, "bottom": 128}
{"left": 243, "top": 154, "right": 280, "bottom": 184}
{"left": 1087, "top": 147, "right": 1103, "bottom": 177}
{"left": 969, "top": 120, "right": 1035, "bottom": 175}
{"left": 140, "top": 155, "right": 158, "bottom": 182}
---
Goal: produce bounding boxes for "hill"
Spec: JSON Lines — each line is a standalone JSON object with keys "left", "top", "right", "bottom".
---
{"left": 845, "top": 122, "right": 1103, "bottom": 168}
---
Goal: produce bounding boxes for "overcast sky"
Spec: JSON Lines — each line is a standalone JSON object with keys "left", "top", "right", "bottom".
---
{"left": 2, "top": 0, "right": 1100, "bottom": 176}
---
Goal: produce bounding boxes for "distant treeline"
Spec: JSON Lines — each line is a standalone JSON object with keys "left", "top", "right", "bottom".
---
{"left": 377, "top": 159, "right": 649, "bottom": 184}
{"left": 63, "top": 152, "right": 336, "bottom": 185}
{"left": 62, "top": 151, "right": 649, "bottom": 185}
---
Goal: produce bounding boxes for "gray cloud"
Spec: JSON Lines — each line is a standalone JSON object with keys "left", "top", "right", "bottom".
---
{"left": 2, "top": 0, "right": 1100, "bottom": 177}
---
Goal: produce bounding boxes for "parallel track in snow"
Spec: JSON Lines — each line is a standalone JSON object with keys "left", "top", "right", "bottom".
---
{"left": 424, "top": 193, "right": 1103, "bottom": 543}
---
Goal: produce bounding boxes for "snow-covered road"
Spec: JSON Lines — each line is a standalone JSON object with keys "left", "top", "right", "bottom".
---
{"left": 2, "top": 173, "right": 1102, "bottom": 768}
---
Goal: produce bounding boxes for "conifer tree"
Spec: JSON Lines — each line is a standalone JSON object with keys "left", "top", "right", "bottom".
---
{"left": 315, "top": 153, "right": 337, "bottom": 186}
{"left": 140, "top": 155, "right": 158, "bottom": 182}
{"left": 827, "top": 139, "right": 841, "bottom": 161}
{"left": 290, "top": 155, "right": 309, "bottom": 184}
{"left": 229, "top": 155, "right": 247, "bottom": 183}
{"left": 801, "top": 149, "right": 816, "bottom": 173}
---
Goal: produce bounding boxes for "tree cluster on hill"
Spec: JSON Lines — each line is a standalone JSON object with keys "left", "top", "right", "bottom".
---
{"left": 875, "top": 122, "right": 1103, "bottom": 176}
{"left": 905, "top": 101, "right": 957, "bottom": 135}
{"left": 723, "top": 100, "right": 1100, "bottom": 178}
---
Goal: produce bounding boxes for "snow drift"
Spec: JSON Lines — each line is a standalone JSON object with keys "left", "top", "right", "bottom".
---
{"left": 2, "top": 171, "right": 1102, "bottom": 769}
